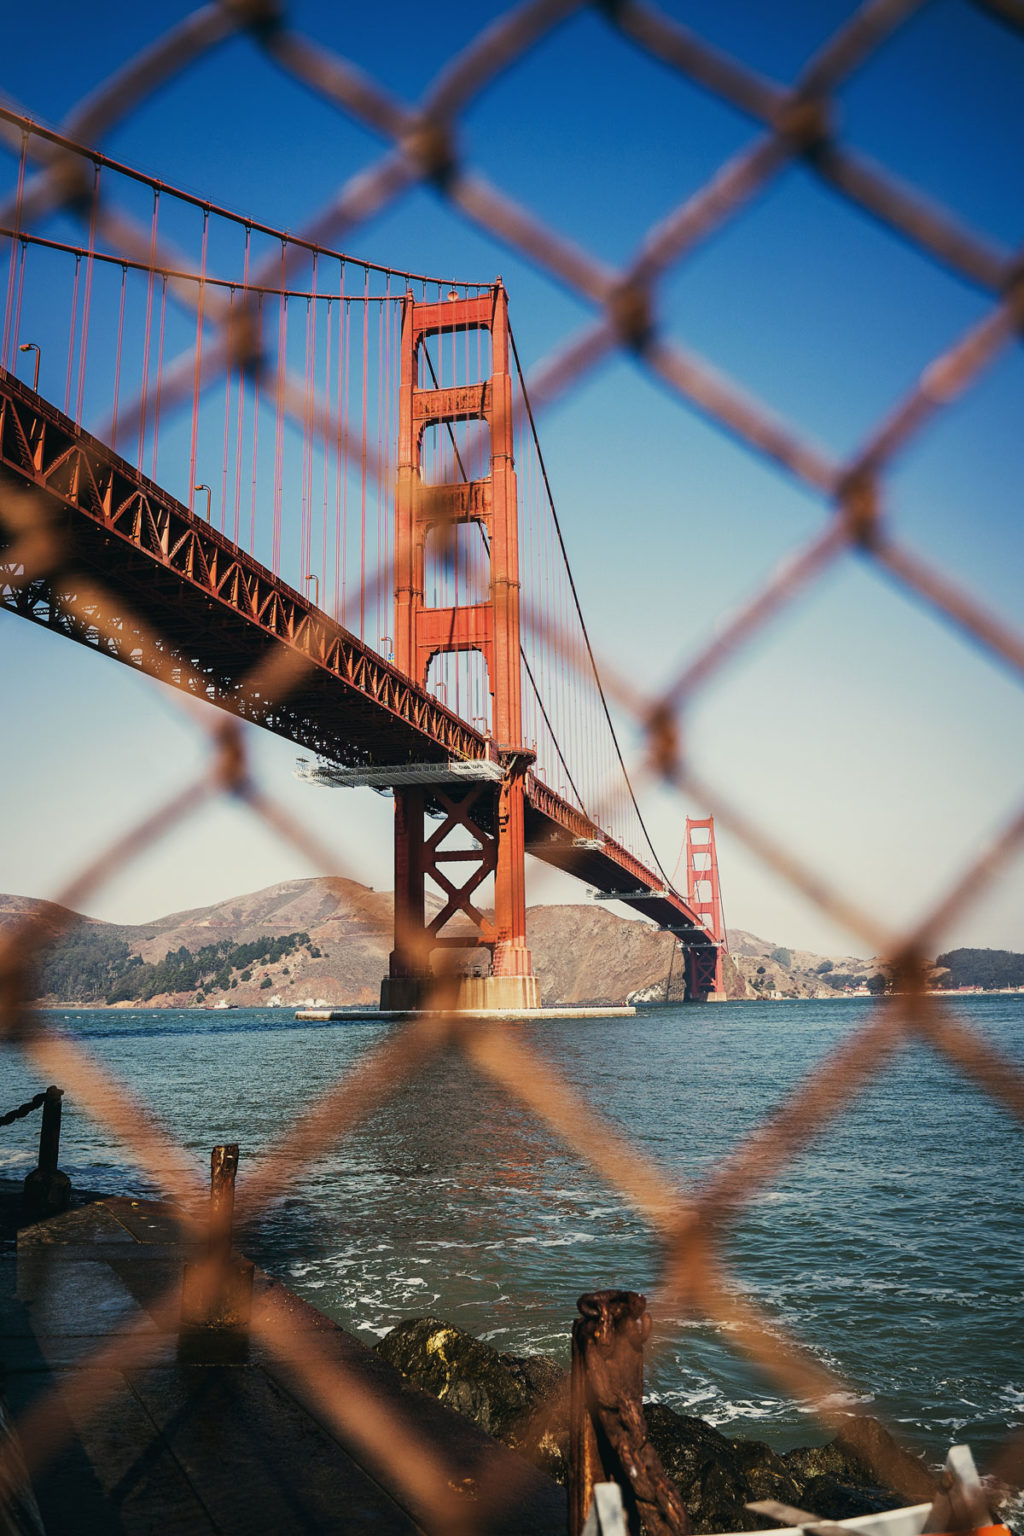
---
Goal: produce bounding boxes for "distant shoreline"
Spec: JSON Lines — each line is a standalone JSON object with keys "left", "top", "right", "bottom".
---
{"left": 37, "top": 987, "right": 1024, "bottom": 1011}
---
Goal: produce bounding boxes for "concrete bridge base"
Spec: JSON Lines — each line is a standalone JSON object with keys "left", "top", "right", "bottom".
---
{"left": 379, "top": 972, "right": 540, "bottom": 1013}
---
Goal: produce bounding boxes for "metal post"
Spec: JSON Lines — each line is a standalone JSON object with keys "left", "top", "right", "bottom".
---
{"left": 179, "top": 1142, "right": 253, "bottom": 1364}
{"left": 18, "top": 341, "right": 40, "bottom": 392}
{"left": 569, "top": 1290, "right": 690, "bottom": 1536}
{"left": 208, "top": 1142, "right": 238, "bottom": 1265}
{"left": 37, "top": 1086, "right": 62, "bottom": 1175}
{"left": 193, "top": 482, "right": 211, "bottom": 520}
{"left": 22, "top": 1086, "right": 71, "bottom": 1221}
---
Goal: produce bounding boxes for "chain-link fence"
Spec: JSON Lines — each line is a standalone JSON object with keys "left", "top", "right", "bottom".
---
{"left": 1, "top": 1, "right": 1023, "bottom": 1529}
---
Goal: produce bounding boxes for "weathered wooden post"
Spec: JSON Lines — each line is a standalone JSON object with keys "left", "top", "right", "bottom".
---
{"left": 569, "top": 1289, "right": 689, "bottom": 1536}
{"left": 22, "top": 1086, "right": 71, "bottom": 1221}
{"left": 178, "top": 1144, "right": 254, "bottom": 1364}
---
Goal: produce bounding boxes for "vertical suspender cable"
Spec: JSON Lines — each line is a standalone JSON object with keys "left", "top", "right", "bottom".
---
{"left": 110, "top": 262, "right": 127, "bottom": 451}
{"left": 305, "top": 250, "right": 319, "bottom": 580}
{"left": 2, "top": 130, "right": 27, "bottom": 369}
{"left": 249, "top": 292, "right": 263, "bottom": 553}
{"left": 359, "top": 268, "right": 369, "bottom": 640}
{"left": 323, "top": 295, "right": 332, "bottom": 598}
{"left": 383, "top": 277, "right": 394, "bottom": 649}
{"left": 11, "top": 241, "right": 27, "bottom": 378}
{"left": 376, "top": 286, "right": 384, "bottom": 649}
{"left": 137, "top": 189, "right": 159, "bottom": 469}
{"left": 233, "top": 224, "right": 251, "bottom": 546}
{"left": 221, "top": 287, "right": 234, "bottom": 532}
{"left": 272, "top": 240, "right": 287, "bottom": 574}
{"left": 342, "top": 295, "right": 351, "bottom": 621}
{"left": 301, "top": 292, "right": 312, "bottom": 579}
{"left": 333, "top": 262, "right": 345, "bottom": 616}
{"left": 75, "top": 165, "right": 101, "bottom": 427}
{"left": 187, "top": 207, "right": 210, "bottom": 512}
{"left": 151, "top": 275, "right": 168, "bottom": 480}
{"left": 64, "top": 253, "right": 81, "bottom": 415}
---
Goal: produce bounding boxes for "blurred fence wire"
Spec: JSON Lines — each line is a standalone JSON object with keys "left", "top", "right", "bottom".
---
{"left": 1, "top": 0, "right": 1024, "bottom": 1529}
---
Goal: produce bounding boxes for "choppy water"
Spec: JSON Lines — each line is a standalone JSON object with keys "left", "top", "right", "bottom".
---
{"left": 3, "top": 995, "right": 1022, "bottom": 1464}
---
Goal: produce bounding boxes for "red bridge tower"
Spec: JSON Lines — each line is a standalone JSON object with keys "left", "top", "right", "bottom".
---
{"left": 684, "top": 816, "right": 727, "bottom": 1001}
{"left": 381, "top": 283, "right": 540, "bottom": 1012}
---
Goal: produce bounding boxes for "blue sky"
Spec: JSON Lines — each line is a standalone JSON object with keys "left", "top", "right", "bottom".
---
{"left": 1, "top": 0, "right": 1021, "bottom": 958}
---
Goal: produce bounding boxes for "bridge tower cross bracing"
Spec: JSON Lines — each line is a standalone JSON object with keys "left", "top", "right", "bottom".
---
{"left": 382, "top": 282, "right": 540, "bottom": 1011}
{"left": 684, "top": 815, "right": 727, "bottom": 1001}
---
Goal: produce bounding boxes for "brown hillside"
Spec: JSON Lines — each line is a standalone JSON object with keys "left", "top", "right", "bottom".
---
{"left": 5, "top": 878, "right": 783, "bottom": 1007}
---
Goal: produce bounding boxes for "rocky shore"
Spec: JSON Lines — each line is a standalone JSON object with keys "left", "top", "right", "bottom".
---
{"left": 377, "top": 1317, "right": 938, "bottom": 1533}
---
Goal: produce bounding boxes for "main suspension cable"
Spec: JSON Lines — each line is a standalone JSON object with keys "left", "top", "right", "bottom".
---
{"left": 508, "top": 321, "right": 676, "bottom": 892}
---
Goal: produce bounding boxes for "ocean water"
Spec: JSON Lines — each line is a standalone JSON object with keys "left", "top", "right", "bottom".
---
{"left": 2, "top": 995, "right": 1022, "bottom": 1466}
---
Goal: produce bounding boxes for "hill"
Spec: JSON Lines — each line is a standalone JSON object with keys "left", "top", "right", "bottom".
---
{"left": 934, "top": 947, "right": 1024, "bottom": 990}
{"left": 10, "top": 881, "right": 1007, "bottom": 1008}
{"left": 1, "top": 879, "right": 753, "bottom": 1008}
{"left": 725, "top": 930, "right": 878, "bottom": 999}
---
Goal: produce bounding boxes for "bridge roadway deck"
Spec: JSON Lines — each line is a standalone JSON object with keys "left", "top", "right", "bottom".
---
{"left": 0, "top": 367, "right": 711, "bottom": 949}
{"left": 0, "top": 1185, "right": 565, "bottom": 1534}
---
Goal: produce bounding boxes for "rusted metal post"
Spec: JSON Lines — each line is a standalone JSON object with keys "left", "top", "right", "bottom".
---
{"left": 209, "top": 1142, "right": 237, "bottom": 1265}
{"left": 179, "top": 1143, "right": 254, "bottom": 1364}
{"left": 37, "top": 1086, "right": 62, "bottom": 1175}
{"left": 569, "top": 1290, "right": 690, "bottom": 1536}
{"left": 22, "top": 1087, "right": 71, "bottom": 1221}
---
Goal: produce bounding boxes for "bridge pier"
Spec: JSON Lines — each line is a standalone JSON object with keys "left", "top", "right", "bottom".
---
{"left": 380, "top": 768, "right": 540, "bottom": 1014}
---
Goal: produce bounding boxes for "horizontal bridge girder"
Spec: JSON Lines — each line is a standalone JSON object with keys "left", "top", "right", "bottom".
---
{"left": 415, "top": 479, "right": 491, "bottom": 526}
{"left": 413, "top": 295, "right": 494, "bottom": 336}
{"left": 416, "top": 603, "right": 493, "bottom": 659}
{"left": 413, "top": 383, "right": 491, "bottom": 427}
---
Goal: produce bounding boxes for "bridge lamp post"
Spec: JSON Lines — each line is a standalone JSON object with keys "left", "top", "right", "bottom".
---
{"left": 193, "top": 483, "right": 211, "bottom": 521}
{"left": 380, "top": 634, "right": 393, "bottom": 661}
{"left": 304, "top": 573, "right": 320, "bottom": 608}
{"left": 18, "top": 342, "right": 40, "bottom": 392}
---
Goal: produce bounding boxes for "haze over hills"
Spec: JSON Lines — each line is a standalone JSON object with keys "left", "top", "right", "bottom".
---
{"left": 1, "top": 882, "right": 1017, "bottom": 1008}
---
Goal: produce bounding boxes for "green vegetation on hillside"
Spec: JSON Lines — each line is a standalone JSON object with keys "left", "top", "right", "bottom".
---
{"left": 41, "top": 929, "right": 135, "bottom": 1003}
{"left": 39, "top": 928, "right": 315, "bottom": 1003}
{"left": 935, "top": 948, "right": 1024, "bottom": 990}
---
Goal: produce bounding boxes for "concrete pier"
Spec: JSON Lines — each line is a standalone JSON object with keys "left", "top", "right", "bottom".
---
{"left": 0, "top": 1186, "right": 565, "bottom": 1534}
{"left": 295, "top": 1005, "right": 636, "bottom": 1021}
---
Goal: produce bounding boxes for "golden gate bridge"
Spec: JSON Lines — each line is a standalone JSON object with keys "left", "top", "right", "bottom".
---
{"left": 0, "top": 106, "right": 725, "bottom": 1006}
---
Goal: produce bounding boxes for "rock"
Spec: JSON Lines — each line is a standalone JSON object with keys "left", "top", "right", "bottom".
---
{"left": 784, "top": 1419, "right": 935, "bottom": 1508}
{"left": 377, "top": 1318, "right": 934, "bottom": 1532}
{"left": 644, "top": 1404, "right": 805, "bottom": 1532}
{"left": 376, "top": 1316, "right": 564, "bottom": 1449}
{"left": 782, "top": 1439, "right": 902, "bottom": 1517}
{"left": 799, "top": 1476, "right": 901, "bottom": 1520}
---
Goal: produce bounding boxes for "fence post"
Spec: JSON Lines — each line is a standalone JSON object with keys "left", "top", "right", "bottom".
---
{"left": 569, "top": 1289, "right": 690, "bottom": 1536}
{"left": 178, "top": 1143, "right": 254, "bottom": 1365}
{"left": 22, "top": 1086, "right": 71, "bottom": 1221}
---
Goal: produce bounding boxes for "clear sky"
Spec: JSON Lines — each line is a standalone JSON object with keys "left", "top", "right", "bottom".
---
{"left": 1, "top": 0, "right": 1021, "bottom": 960}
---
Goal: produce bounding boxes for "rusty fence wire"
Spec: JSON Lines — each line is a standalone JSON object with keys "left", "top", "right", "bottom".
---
{"left": 1, "top": 0, "right": 1024, "bottom": 1529}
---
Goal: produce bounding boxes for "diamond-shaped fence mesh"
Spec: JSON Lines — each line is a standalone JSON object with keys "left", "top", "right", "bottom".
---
{"left": 0, "top": 1, "right": 1023, "bottom": 1530}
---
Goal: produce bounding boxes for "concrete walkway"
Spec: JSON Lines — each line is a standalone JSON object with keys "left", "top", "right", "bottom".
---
{"left": 0, "top": 1189, "right": 566, "bottom": 1534}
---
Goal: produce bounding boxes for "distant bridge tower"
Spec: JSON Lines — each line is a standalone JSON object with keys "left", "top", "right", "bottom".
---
{"left": 381, "top": 282, "right": 540, "bottom": 1012}
{"left": 684, "top": 815, "right": 727, "bottom": 1000}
